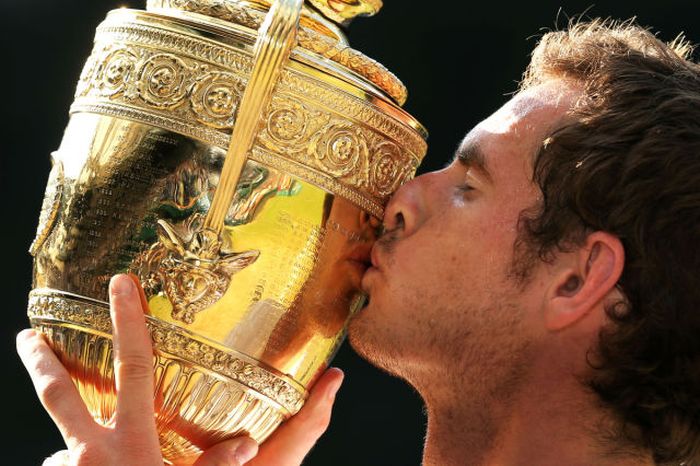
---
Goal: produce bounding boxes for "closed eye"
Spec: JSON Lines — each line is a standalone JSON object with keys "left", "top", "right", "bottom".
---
{"left": 455, "top": 183, "right": 475, "bottom": 194}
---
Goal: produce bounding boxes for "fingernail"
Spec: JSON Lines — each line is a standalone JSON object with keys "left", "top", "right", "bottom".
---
{"left": 110, "top": 274, "right": 134, "bottom": 296}
{"left": 234, "top": 437, "right": 258, "bottom": 464}
{"left": 327, "top": 370, "right": 344, "bottom": 400}
{"left": 16, "top": 328, "right": 37, "bottom": 343}
{"left": 16, "top": 329, "right": 39, "bottom": 353}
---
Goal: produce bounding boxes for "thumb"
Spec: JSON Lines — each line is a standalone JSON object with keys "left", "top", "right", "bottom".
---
{"left": 191, "top": 436, "right": 259, "bottom": 466}
{"left": 248, "top": 367, "right": 343, "bottom": 466}
{"left": 42, "top": 450, "right": 71, "bottom": 466}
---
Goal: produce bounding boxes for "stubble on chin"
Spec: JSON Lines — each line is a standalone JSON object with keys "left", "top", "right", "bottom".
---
{"left": 349, "top": 227, "right": 534, "bottom": 401}
{"left": 346, "top": 305, "right": 411, "bottom": 380}
{"left": 346, "top": 230, "right": 405, "bottom": 372}
{"left": 348, "top": 282, "right": 534, "bottom": 408}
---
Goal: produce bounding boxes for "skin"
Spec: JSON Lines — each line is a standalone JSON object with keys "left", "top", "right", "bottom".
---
{"left": 350, "top": 80, "right": 653, "bottom": 465}
{"left": 20, "top": 79, "right": 654, "bottom": 465}
{"left": 17, "top": 274, "right": 344, "bottom": 466}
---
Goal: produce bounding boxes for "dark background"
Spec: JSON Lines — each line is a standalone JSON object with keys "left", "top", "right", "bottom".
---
{"left": 1, "top": 1, "right": 697, "bottom": 465}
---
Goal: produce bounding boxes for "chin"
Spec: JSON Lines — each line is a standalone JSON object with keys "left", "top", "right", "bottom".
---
{"left": 347, "top": 306, "right": 407, "bottom": 378}
{"left": 348, "top": 306, "right": 379, "bottom": 355}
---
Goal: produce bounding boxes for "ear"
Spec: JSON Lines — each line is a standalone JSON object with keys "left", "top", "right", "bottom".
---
{"left": 545, "top": 232, "right": 625, "bottom": 331}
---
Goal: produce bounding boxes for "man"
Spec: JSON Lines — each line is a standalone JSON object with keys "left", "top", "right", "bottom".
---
{"left": 17, "top": 19, "right": 700, "bottom": 465}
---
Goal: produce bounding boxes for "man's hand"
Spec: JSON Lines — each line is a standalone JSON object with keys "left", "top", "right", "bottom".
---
{"left": 17, "top": 274, "right": 344, "bottom": 466}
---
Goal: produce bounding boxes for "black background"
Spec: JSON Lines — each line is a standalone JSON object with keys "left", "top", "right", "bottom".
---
{"left": 1, "top": 1, "right": 697, "bottom": 465}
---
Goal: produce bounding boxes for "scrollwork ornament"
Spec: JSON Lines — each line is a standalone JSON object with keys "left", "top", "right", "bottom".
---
{"left": 371, "top": 141, "right": 408, "bottom": 197}
{"left": 70, "top": 21, "right": 426, "bottom": 215}
{"left": 191, "top": 71, "right": 245, "bottom": 128}
{"left": 27, "top": 290, "right": 305, "bottom": 413}
{"left": 97, "top": 48, "right": 138, "bottom": 97}
{"left": 136, "top": 53, "right": 189, "bottom": 109}
{"left": 267, "top": 99, "right": 309, "bottom": 145}
{"left": 310, "top": 123, "right": 367, "bottom": 177}
{"left": 75, "top": 52, "right": 101, "bottom": 98}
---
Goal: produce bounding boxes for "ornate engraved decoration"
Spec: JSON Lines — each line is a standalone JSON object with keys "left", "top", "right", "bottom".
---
{"left": 27, "top": 2, "right": 423, "bottom": 461}
{"left": 191, "top": 71, "right": 246, "bottom": 128}
{"left": 266, "top": 96, "right": 321, "bottom": 145}
{"left": 131, "top": 214, "right": 260, "bottom": 324}
{"left": 310, "top": 122, "right": 367, "bottom": 177}
{"left": 98, "top": 48, "right": 138, "bottom": 96}
{"left": 30, "top": 158, "right": 64, "bottom": 256}
{"left": 35, "top": 322, "right": 286, "bottom": 457}
{"left": 149, "top": 0, "right": 262, "bottom": 30}
{"left": 137, "top": 54, "right": 190, "bottom": 108}
{"left": 256, "top": 94, "right": 414, "bottom": 204}
{"left": 371, "top": 141, "right": 410, "bottom": 197}
{"left": 147, "top": 0, "right": 406, "bottom": 104}
{"left": 70, "top": 19, "right": 426, "bottom": 218}
{"left": 307, "top": 0, "right": 383, "bottom": 23}
{"left": 28, "top": 289, "right": 305, "bottom": 413}
{"left": 294, "top": 27, "right": 407, "bottom": 104}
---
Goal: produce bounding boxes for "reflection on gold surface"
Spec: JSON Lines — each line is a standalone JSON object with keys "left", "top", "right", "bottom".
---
{"left": 132, "top": 213, "right": 261, "bottom": 324}
{"left": 29, "top": 113, "right": 381, "bottom": 461}
{"left": 27, "top": 0, "right": 426, "bottom": 463}
{"left": 32, "top": 114, "right": 374, "bottom": 384}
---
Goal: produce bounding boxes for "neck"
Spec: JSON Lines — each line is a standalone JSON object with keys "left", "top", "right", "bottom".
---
{"left": 418, "top": 360, "right": 654, "bottom": 466}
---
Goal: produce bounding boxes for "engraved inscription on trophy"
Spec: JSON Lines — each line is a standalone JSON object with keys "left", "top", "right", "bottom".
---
{"left": 30, "top": 155, "right": 64, "bottom": 256}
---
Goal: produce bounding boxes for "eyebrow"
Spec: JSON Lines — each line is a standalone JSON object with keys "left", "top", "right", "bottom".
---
{"left": 454, "top": 141, "right": 492, "bottom": 182}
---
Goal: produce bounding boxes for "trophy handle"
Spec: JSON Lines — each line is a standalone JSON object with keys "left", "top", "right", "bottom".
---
{"left": 202, "top": 0, "right": 303, "bottom": 237}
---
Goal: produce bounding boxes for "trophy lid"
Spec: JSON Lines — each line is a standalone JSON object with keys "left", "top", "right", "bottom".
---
{"left": 304, "top": 0, "right": 383, "bottom": 24}
{"left": 193, "top": 0, "right": 383, "bottom": 25}
{"left": 146, "top": 0, "right": 407, "bottom": 105}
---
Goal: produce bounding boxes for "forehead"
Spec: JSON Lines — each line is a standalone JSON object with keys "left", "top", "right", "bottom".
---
{"left": 459, "top": 81, "right": 580, "bottom": 179}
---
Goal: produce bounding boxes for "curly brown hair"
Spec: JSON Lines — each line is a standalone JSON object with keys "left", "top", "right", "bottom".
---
{"left": 517, "top": 19, "right": 700, "bottom": 464}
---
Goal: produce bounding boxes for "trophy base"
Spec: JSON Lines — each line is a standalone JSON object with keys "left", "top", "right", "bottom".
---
{"left": 28, "top": 289, "right": 306, "bottom": 464}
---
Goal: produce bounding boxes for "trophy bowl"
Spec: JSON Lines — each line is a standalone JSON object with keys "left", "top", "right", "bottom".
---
{"left": 26, "top": 0, "right": 427, "bottom": 462}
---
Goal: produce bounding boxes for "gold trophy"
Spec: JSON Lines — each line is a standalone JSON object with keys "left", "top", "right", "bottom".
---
{"left": 27, "top": 0, "right": 427, "bottom": 462}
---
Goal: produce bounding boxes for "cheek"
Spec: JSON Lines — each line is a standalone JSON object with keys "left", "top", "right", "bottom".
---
{"left": 450, "top": 222, "right": 520, "bottom": 286}
{"left": 388, "top": 228, "right": 479, "bottom": 290}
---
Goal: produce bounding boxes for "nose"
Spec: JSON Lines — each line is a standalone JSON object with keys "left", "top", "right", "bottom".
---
{"left": 382, "top": 175, "right": 424, "bottom": 237}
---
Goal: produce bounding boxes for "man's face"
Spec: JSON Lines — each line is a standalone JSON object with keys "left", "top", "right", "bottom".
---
{"left": 349, "top": 81, "right": 579, "bottom": 394}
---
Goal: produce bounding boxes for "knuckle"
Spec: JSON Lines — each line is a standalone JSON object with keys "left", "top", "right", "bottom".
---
{"left": 115, "top": 355, "right": 154, "bottom": 379}
{"left": 20, "top": 333, "right": 48, "bottom": 364}
{"left": 73, "top": 442, "right": 109, "bottom": 466}
{"left": 112, "top": 434, "right": 162, "bottom": 464}
{"left": 301, "top": 409, "right": 332, "bottom": 440}
{"left": 37, "top": 376, "right": 71, "bottom": 409}
{"left": 109, "top": 290, "right": 138, "bottom": 310}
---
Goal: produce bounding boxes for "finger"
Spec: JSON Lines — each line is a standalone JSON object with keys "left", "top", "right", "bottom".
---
{"left": 128, "top": 273, "right": 151, "bottom": 315}
{"left": 109, "top": 274, "right": 157, "bottom": 431}
{"left": 42, "top": 449, "right": 71, "bottom": 466}
{"left": 16, "top": 329, "right": 95, "bottom": 448}
{"left": 249, "top": 368, "right": 344, "bottom": 466}
{"left": 188, "top": 436, "right": 258, "bottom": 466}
